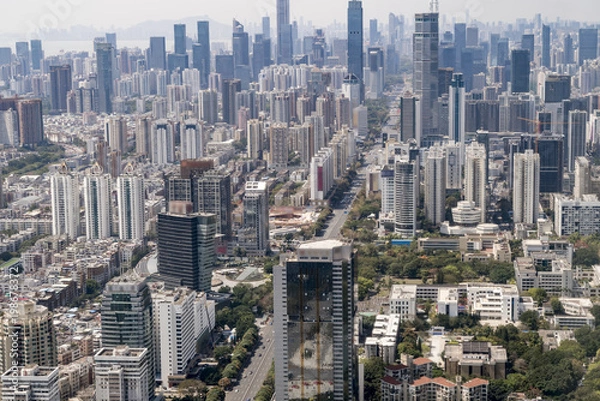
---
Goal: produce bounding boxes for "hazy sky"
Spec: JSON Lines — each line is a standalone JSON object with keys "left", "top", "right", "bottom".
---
{"left": 0, "top": 0, "right": 597, "bottom": 36}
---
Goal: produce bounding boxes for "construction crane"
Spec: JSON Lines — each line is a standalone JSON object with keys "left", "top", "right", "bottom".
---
{"left": 517, "top": 117, "right": 580, "bottom": 134}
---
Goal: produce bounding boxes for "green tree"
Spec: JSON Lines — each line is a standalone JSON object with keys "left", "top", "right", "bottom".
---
{"left": 520, "top": 310, "right": 540, "bottom": 330}
{"left": 527, "top": 288, "right": 548, "bottom": 307}
{"left": 363, "top": 357, "right": 385, "bottom": 401}
{"left": 550, "top": 297, "right": 564, "bottom": 314}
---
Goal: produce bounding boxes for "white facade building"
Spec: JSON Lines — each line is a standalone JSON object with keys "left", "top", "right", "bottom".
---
{"left": 50, "top": 172, "right": 79, "bottom": 240}
{"left": 95, "top": 346, "right": 152, "bottom": 401}
{"left": 180, "top": 119, "right": 203, "bottom": 160}
{"left": 117, "top": 173, "right": 145, "bottom": 241}
{"left": 1, "top": 365, "right": 60, "bottom": 401}
{"left": 464, "top": 143, "right": 487, "bottom": 223}
{"left": 83, "top": 171, "right": 112, "bottom": 240}
{"left": 555, "top": 194, "right": 600, "bottom": 236}
{"left": 513, "top": 150, "right": 540, "bottom": 225}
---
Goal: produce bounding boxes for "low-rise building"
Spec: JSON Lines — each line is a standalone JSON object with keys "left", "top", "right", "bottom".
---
{"left": 443, "top": 341, "right": 507, "bottom": 380}
{"left": 1, "top": 365, "right": 60, "bottom": 401}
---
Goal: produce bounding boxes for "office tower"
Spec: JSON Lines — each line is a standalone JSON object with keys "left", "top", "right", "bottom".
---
{"left": 513, "top": 150, "right": 540, "bottom": 224}
{"left": 1, "top": 365, "right": 60, "bottom": 401}
{"left": 454, "top": 23, "right": 466, "bottom": 69}
{"left": 522, "top": 133, "right": 564, "bottom": 193}
{"left": 445, "top": 141, "right": 462, "bottom": 190}
{"left": 196, "top": 21, "right": 210, "bottom": 88}
{"left": 544, "top": 74, "right": 571, "bottom": 103}
{"left": 521, "top": 34, "right": 535, "bottom": 59}
{"left": 269, "top": 123, "right": 289, "bottom": 169}
{"left": 16, "top": 41, "right": 30, "bottom": 75}
{"left": 95, "top": 347, "right": 152, "bottom": 401}
{"left": 197, "top": 171, "right": 233, "bottom": 241}
{"left": 574, "top": 157, "right": 591, "bottom": 199}
{"left": 394, "top": 157, "right": 418, "bottom": 237}
{"left": 50, "top": 172, "right": 79, "bottom": 240}
{"left": 17, "top": 99, "right": 44, "bottom": 147}
{"left": 253, "top": 34, "right": 272, "bottom": 81}
{"left": 542, "top": 25, "right": 551, "bottom": 68}
{"left": 564, "top": 34, "right": 574, "bottom": 64}
{"left": 464, "top": 143, "right": 487, "bottom": 223}
{"left": 199, "top": 89, "right": 218, "bottom": 124}
{"left": 247, "top": 119, "right": 263, "bottom": 159}
{"left": 30, "top": 39, "right": 43, "bottom": 71}
{"left": 151, "top": 119, "right": 174, "bottom": 164}
{"left": 105, "top": 32, "right": 117, "bottom": 48}
{"left": 466, "top": 26, "right": 479, "bottom": 47}
{"left": 215, "top": 54, "right": 234, "bottom": 80}
{"left": 222, "top": 79, "right": 241, "bottom": 125}
{"left": 95, "top": 42, "right": 114, "bottom": 114}
{"left": 0, "top": 301, "right": 57, "bottom": 373}
{"left": 83, "top": 170, "right": 112, "bottom": 240}
{"left": 50, "top": 65, "right": 72, "bottom": 113}
{"left": 425, "top": 148, "right": 446, "bottom": 225}
{"left": 274, "top": 240, "right": 354, "bottom": 401}
{"left": 449, "top": 73, "right": 466, "bottom": 163}
{"left": 277, "top": 0, "right": 292, "bottom": 64}
{"left": 497, "top": 38, "right": 509, "bottom": 67}
{"left": 158, "top": 207, "right": 216, "bottom": 292}
{"left": 180, "top": 119, "right": 203, "bottom": 160}
{"left": 0, "top": 48, "right": 11, "bottom": 66}
{"left": 117, "top": 173, "right": 145, "bottom": 241}
{"left": 100, "top": 274, "right": 155, "bottom": 398}
{"left": 568, "top": 110, "right": 588, "bottom": 172}
{"left": 414, "top": 12, "right": 439, "bottom": 146}
{"left": 136, "top": 115, "right": 152, "bottom": 156}
{"left": 174, "top": 24, "right": 187, "bottom": 55}
{"left": 233, "top": 19, "right": 250, "bottom": 69}
{"left": 149, "top": 37, "right": 166, "bottom": 70}
{"left": 347, "top": 1, "right": 364, "bottom": 82}
{"left": 366, "top": 47, "right": 384, "bottom": 99}
{"left": 335, "top": 95, "right": 351, "bottom": 131}
{"left": 578, "top": 28, "right": 598, "bottom": 65}
{"left": 400, "top": 93, "right": 420, "bottom": 143}
{"left": 511, "top": 49, "right": 530, "bottom": 93}
{"left": 105, "top": 115, "right": 128, "bottom": 154}
{"left": 240, "top": 181, "right": 269, "bottom": 256}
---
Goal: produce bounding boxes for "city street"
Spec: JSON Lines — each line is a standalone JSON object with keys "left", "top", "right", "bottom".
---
{"left": 226, "top": 321, "right": 275, "bottom": 401}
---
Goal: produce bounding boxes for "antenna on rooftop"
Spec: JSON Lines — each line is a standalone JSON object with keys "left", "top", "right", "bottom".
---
{"left": 430, "top": 0, "right": 439, "bottom": 13}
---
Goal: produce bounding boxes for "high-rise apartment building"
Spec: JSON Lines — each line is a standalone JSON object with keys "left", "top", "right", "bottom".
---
{"left": 158, "top": 207, "right": 216, "bottom": 292}
{"left": 95, "top": 42, "right": 114, "bottom": 114}
{"left": 136, "top": 114, "right": 152, "bottom": 157}
{"left": 196, "top": 171, "right": 233, "bottom": 241}
{"left": 105, "top": 115, "right": 128, "bottom": 154}
{"left": 0, "top": 301, "right": 57, "bottom": 373}
{"left": 449, "top": 73, "right": 466, "bottom": 163}
{"left": 247, "top": 119, "right": 263, "bottom": 159}
{"left": 347, "top": 1, "right": 364, "bottom": 82}
{"left": 180, "top": 119, "right": 203, "bottom": 160}
{"left": 50, "top": 172, "right": 79, "bottom": 240}
{"left": 50, "top": 65, "right": 72, "bottom": 113}
{"left": 151, "top": 119, "right": 175, "bottom": 164}
{"left": 274, "top": 240, "right": 355, "bottom": 401}
{"left": 464, "top": 143, "right": 487, "bottom": 223}
{"left": 100, "top": 274, "right": 154, "bottom": 398}
{"left": 269, "top": 123, "right": 289, "bottom": 169}
{"left": 400, "top": 93, "right": 420, "bottom": 143}
{"left": 83, "top": 169, "right": 112, "bottom": 240}
{"left": 240, "top": 181, "right": 269, "bottom": 256}
{"left": 425, "top": 147, "right": 446, "bottom": 225}
{"left": 117, "top": 172, "right": 145, "bottom": 241}
{"left": 16, "top": 99, "right": 44, "bottom": 147}
{"left": 413, "top": 12, "right": 439, "bottom": 146}
{"left": 95, "top": 347, "right": 152, "bottom": 401}
{"left": 222, "top": 79, "right": 241, "bottom": 125}
{"left": 394, "top": 157, "right": 419, "bottom": 237}
{"left": 513, "top": 150, "right": 540, "bottom": 225}
{"left": 277, "top": 0, "right": 292, "bottom": 65}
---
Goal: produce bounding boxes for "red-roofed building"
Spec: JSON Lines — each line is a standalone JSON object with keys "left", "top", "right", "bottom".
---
{"left": 462, "top": 378, "right": 489, "bottom": 401}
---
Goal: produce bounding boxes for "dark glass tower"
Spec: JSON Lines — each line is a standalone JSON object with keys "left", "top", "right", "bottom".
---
{"left": 347, "top": 1, "right": 364, "bottom": 81}
{"left": 233, "top": 19, "right": 250, "bottom": 68}
{"left": 50, "top": 65, "right": 72, "bottom": 113}
{"left": 100, "top": 274, "right": 155, "bottom": 399}
{"left": 95, "top": 42, "right": 114, "bottom": 114}
{"left": 454, "top": 23, "right": 466, "bottom": 70}
{"left": 15, "top": 41, "right": 30, "bottom": 76}
{"left": 197, "top": 21, "right": 211, "bottom": 88}
{"left": 157, "top": 210, "right": 216, "bottom": 292}
{"left": 521, "top": 133, "right": 564, "bottom": 193}
{"left": 149, "top": 37, "right": 166, "bottom": 70}
{"left": 578, "top": 28, "right": 598, "bottom": 65}
{"left": 274, "top": 240, "right": 355, "bottom": 401}
{"left": 277, "top": 0, "right": 292, "bottom": 64}
{"left": 542, "top": 25, "right": 551, "bottom": 68}
{"left": 564, "top": 34, "right": 574, "bottom": 64}
{"left": 174, "top": 24, "right": 187, "bottom": 55}
{"left": 30, "top": 39, "right": 42, "bottom": 71}
{"left": 511, "top": 49, "right": 530, "bottom": 93}
{"left": 222, "top": 78, "right": 241, "bottom": 124}
{"left": 521, "top": 34, "right": 534, "bottom": 59}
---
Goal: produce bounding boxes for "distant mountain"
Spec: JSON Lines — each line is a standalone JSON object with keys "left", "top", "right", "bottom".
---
{"left": 27, "top": 16, "right": 233, "bottom": 43}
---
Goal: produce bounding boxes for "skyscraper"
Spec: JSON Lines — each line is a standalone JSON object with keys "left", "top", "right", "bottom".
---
{"left": 0, "top": 301, "right": 57, "bottom": 373}
{"left": 105, "top": 114, "right": 128, "bottom": 154}
{"left": 564, "top": 34, "right": 574, "bottom": 65}
{"left": 511, "top": 49, "right": 530, "bottom": 93}
{"left": 50, "top": 65, "right": 72, "bottom": 114}
{"left": 240, "top": 181, "right": 269, "bottom": 256}
{"left": 454, "top": 23, "right": 466, "bottom": 70}
{"left": 151, "top": 119, "right": 175, "bottom": 164}
{"left": 413, "top": 12, "right": 439, "bottom": 146}
{"left": 158, "top": 208, "right": 216, "bottom": 292}
{"left": 274, "top": 240, "right": 355, "bottom": 401}
{"left": 425, "top": 147, "right": 446, "bottom": 225}
{"left": 542, "top": 24, "right": 551, "bottom": 68}
{"left": 263, "top": 16, "right": 271, "bottom": 39}
{"left": 105, "top": 32, "right": 117, "bottom": 49}
{"left": 17, "top": 99, "right": 44, "bottom": 147}
{"left": 233, "top": 19, "right": 250, "bottom": 68}
{"left": 269, "top": 123, "right": 289, "bottom": 169}
{"left": 522, "top": 133, "right": 564, "bottom": 193}
{"left": 180, "top": 119, "right": 203, "bottom": 160}
{"left": 95, "top": 42, "right": 114, "bottom": 114}
{"left": 149, "top": 37, "right": 167, "bottom": 70}
{"left": 394, "top": 157, "right": 419, "bottom": 237}
{"left": 222, "top": 78, "right": 241, "bottom": 125}
{"left": 50, "top": 171, "right": 79, "bottom": 240}
{"left": 30, "top": 39, "right": 43, "bottom": 71}
{"left": 196, "top": 21, "right": 211, "bottom": 88}
{"left": 277, "top": 0, "right": 292, "bottom": 64}
{"left": 521, "top": 34, "right": 535, "bottom": 60}
{"left": 117, "top": 172, "right": 145, "bottom": 241}
{"left": 513, "top": 150, "right": 540, "bottom": 224}
{"left": 449, "top": 73, "right": 466, "bottom": 163}
{"left": 199, "top": 89, "right": 218, "bottom": 124}
{"left": 196, "top": 171, "right": 233, "bottom": 241}
{"left": 83, "top": 168, "right": 112, "bottom": 240}
{"left": 247, "top": 119, "right": 263, "bottom": 159}
{"left": 464, "top": 143, "right": 487, "bottom": 223}
{"left": 174, "top": 24, "right": 186, "bottom": 55}
{"left": 578, "top": 28, "right": 598, "bottom": 65}
{"left": 347, "top": 1, "right": 364, "bottom": 82}
{"left": 15, "top": 41, "right": 30, "bottom": 76}
{"left": 100, "top": 274, "right": 155, "bottom": 399}
{"left": 400, "top": 93, "right": 420, "bottom": 143}
{"left": 568, "top": 110, "right": 588, "bottom": 172}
